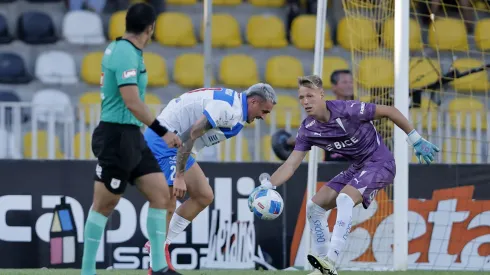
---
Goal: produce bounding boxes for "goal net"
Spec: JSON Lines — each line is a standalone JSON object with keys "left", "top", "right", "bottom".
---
{"left": 337, "top": 0, "right": 490, "bottom": 271}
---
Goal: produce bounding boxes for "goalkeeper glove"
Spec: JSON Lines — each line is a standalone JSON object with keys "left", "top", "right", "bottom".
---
{"left": 248, "top": 173, "right": 275, "bottom": 212}
{"left": 407, "top": 130, "right": 440, "bottom": 164}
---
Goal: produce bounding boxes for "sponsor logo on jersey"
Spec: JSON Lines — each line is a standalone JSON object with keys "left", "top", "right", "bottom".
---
{"left": 122, "top": 69, "right": 137, "bottom": 79}
{"left": 360, "top": 102, "right": 365, "bottom": 114}
{"left": 306, "top": 120, "right": 316, "bottom": 128}
{"left": 324, "top": 136, "right": 360, "bottom": 151}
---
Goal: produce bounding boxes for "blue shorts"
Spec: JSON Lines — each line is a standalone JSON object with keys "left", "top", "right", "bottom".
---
{"left": 143, "top": 128, "right": 195, "bottom": 186}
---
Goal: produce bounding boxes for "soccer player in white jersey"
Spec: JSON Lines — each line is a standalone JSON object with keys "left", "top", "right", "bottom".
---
{"left": 142, "top": 84, "right": 277, "bottom": 273}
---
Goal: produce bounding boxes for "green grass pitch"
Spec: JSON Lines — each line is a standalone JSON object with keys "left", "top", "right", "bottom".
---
{"left": 0, "top": 270, "right": 483, "bottom": 275}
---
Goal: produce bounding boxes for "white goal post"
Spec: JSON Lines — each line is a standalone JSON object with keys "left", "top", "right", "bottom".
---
{"left": 303, "top": 0, "right": 410, "bottom": 271}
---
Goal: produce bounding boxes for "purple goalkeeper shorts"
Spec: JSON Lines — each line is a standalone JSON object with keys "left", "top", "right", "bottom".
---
{"left": 326, "top": 159, "right": 396, "bottom": 209}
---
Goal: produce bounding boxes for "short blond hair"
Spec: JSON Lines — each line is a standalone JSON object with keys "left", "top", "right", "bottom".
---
{"left": 298, "top": 75, "right": 323, "bottom": 89}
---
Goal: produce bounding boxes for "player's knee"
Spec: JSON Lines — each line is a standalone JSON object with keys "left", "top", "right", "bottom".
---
{"left": 336, "top": 193, "right": 355, "bottom": 209}
{"left": 93, "top": 196, "right": 119, "bottom": 216}
{"left": 201, "top": 191, "right": 214, "bottom": 207}
{"left": 196, "top": 189, "right": 214, "bottom": 207}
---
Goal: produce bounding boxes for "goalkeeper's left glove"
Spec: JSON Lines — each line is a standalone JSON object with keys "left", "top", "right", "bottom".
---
{"left": 407, "top": 130, "right": 440, "bottom": 164}
{"left": 248, "top": 173, "right": 275, "bottom": 212}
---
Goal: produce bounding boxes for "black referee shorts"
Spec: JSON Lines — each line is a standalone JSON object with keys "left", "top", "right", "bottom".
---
{"left": 91, "top": 121, "right": 162, "bottom": 194}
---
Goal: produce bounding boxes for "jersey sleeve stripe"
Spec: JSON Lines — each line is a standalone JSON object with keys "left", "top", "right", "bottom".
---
{"left": 212, "top": 89, "right": 235, "bottom": 106}
{"left": 118, "top": 83, "right": 138, "bottom": 88}
{"left": 203, "top": 110, "right": 217, "bottom": 128}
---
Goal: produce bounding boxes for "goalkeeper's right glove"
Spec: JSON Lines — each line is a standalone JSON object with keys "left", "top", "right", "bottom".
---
{"left": 248, "top": 173, "right": 275, "bottom": 212}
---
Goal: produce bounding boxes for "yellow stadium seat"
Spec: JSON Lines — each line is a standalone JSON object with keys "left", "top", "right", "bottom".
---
{"left": 249, "top": 0, "right": 284, "bottom": 7}
{"left": 129, "top": 0, "right": 145, "bottom": 3}
{"left": 265, "top": 94, "right": 302, "bottom": 128}
{"left": 357, "top": 57, "right": 394, "bottom": 89}
{"left": 265, "top": 56, "right": 304, "bottom": 88}
{"left": 74, "top": 132, "right": 93, "bottom": 159}
{"left": 81, "top": 52, "right": 103, "bottom": 85}
{"left": 447, "top": 98, "right": 487, "bottom": 130}
{"left": 409, "top": 58, "right": 441, "bottom": 89}
{"left": 428, "top": 18, "right": 469, "bottom": 51}
{"left": 200, "top": 14, "right": 241, "bottom": 48}
{"left": 167, "top": 0, "right": 197, "bottom": 4}
{"left": 220, "top": 54, "right": 259, "bottom": 88}
{"left": 23, "top": 131, "right": 64, "bottom": 159}
{"left": 219, "top": 137, "right": 251, "bottom": 161}
{"left": 410, "top": 98, "right": 439, "bottom": 130}
{"left": 450, "top": 58, "right": 489, "bottom": 92}
{"left": 155, "top": 12, "right": 197, "bottom": 47}
{"left": 145, "top": 93, "right": 163, "bottom": 116}
{"left": 247, "top": 15, "right": 288, "bottom": 48}
{"left": 143, "top": 52, "right": 168, "bottom": 86}
{"left": 337, "top": 17, "right": 378, "bottom": 51}
{"left": 213, "top": 0, "right": 241, "bottom": 5}
{"left": 290, "top": 15, "right": 333, "bottom": 50}
{"left": 108, "top": 11, "right": 126, "bottom": 41}
{"left": 475, "top": 19, "right": 490, "bottom": 50}
{"left": 383, "top": 18, "right": 423, "bottom": 51}
{"left": 443, "top": 138, "right": 478, "bottom": 163}
{"left": 145, "top": 93, "right": 162, "bottom": 105}
{"left": 320, "top": 57, "right": 350, "bottom": 89}
{"left": 261, "top": 135, "right": 281, "bottom": 162}
{"left": 174, "top": 53, "right": 215, "bottom": 88}
{"left": 79, "top": 91, "right": 101, "bottom": 124}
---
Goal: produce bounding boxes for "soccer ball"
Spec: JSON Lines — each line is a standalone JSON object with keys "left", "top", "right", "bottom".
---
{"left": 251, "top": 189, "right": 284, "bottom": 220}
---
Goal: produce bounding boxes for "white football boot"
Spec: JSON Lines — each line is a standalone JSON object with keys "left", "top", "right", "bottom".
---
{"left": 307, "top": 254, "right": 338, "bottom": 275}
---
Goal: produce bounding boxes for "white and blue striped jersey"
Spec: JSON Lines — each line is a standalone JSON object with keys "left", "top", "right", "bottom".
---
{"left": 155, "top": 87, "right": 248, "bottom": 154}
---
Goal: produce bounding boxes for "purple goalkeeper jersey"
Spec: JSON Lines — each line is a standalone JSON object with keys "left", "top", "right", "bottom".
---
{"left": 294, "top": 100, "right": 394, "bottom": 166}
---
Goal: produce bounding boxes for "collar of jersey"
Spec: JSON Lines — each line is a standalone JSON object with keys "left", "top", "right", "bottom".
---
{"left": 241, "top": 92, "right": 248, "bottom": 123}
{"left": 116, "top": 37, "right": 142, "bottom": 52}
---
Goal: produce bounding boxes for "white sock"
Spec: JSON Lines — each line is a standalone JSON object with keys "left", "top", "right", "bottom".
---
{"left": 327, "top": 193, "right": 354, "bottom": 264}
{"left": 306, "top": 200, "right": 330, "bottom": 257}
{"left": 166, "top": 213, "right": 191, "bottom": 243}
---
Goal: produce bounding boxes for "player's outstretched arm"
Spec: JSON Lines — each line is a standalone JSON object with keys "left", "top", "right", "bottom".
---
{"left": 374, "top": 105, "right": 440, "bottom": 164}
{"left": 248, "top": 150, "right": 307, "bottom": 212}
{"left": 270, "top": 150, "right": 307, "bottom": 187}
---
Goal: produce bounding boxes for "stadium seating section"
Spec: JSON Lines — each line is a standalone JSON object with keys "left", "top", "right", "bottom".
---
{"left": 0, "top": 0, "right": 488, "bottom": 163}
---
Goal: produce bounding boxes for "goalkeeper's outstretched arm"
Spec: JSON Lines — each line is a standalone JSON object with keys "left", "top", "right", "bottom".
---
{"left": 373, "top": 105, "right": 414, "bottom": 135}
{"left": 270, "top": 150, "right": 308, "bottom": 187}
{"left": 374, "top": 104, "right": 440, "bottom": 164}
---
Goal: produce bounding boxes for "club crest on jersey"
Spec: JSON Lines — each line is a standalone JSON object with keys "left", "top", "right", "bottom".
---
{"left": 325, "top": 136, "right": 360, "bottom": 151}
{"left": 122, "top": 69, "right": 136, "bottom": 79}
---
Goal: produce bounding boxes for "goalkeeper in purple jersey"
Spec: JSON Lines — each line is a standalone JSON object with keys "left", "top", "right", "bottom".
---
{"left": 248, "top": 75, "right": 439, "bottom": 275}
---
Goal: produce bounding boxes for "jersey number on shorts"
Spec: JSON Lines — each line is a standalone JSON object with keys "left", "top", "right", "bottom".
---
{"left": 170, "top": 165, "right": 176, "bottom": 181}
